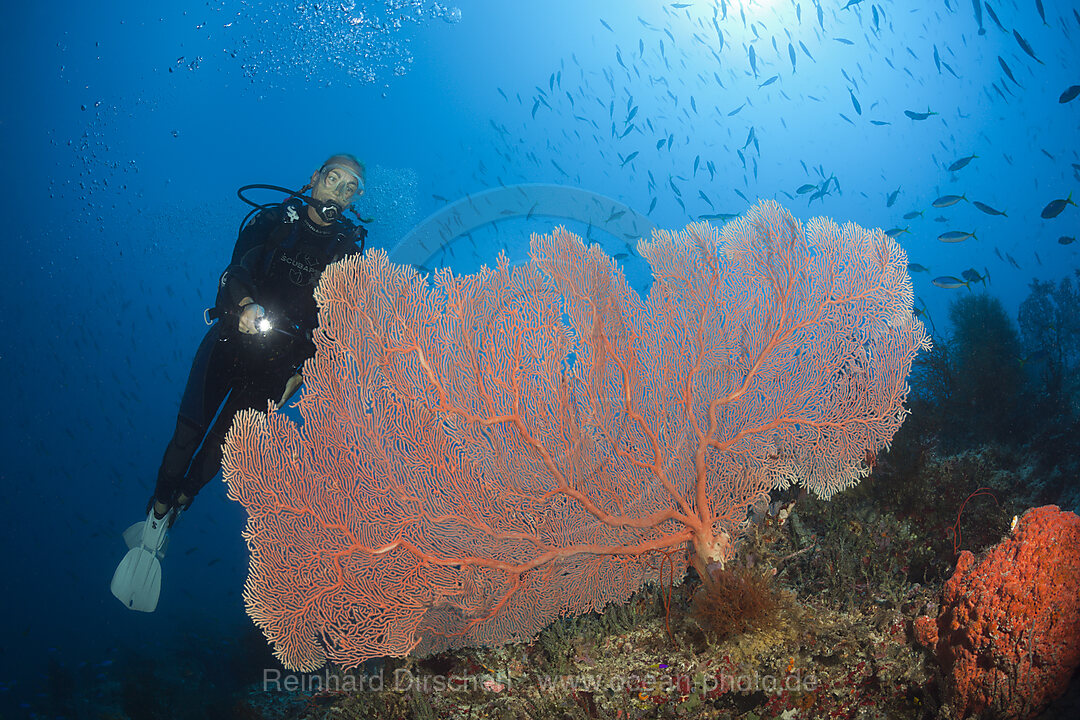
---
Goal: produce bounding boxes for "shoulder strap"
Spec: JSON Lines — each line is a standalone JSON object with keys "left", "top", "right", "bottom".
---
{"left": 259, "top": 209, "right": 303, "bottom": 278}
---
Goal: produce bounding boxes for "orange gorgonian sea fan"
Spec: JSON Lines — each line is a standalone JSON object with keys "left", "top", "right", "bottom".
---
{"left": 222, "top": 200, "right": 929, "bottom": 671}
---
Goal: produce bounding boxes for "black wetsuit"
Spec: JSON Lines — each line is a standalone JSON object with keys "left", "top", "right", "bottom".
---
{"left": 152, "top": 199, "right": 364, "bottom": 508}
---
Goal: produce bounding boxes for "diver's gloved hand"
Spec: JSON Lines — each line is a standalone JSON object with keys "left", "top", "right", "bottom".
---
{"left": 238, "top": 301, "right": 267, "bottom": 335}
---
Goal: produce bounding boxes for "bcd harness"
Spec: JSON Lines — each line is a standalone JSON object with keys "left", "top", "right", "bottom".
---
{"left": 204, "top": 201, "right": 365, "bottom": 326}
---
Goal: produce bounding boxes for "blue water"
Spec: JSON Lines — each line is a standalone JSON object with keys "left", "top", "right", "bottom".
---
{"left": 1, "top": 0, "right": 1076, "bottom": 715}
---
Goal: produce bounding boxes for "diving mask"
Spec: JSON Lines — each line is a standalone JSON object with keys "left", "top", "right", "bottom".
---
{"left": 319, "top": 163, "right": 363, "bottom": 201}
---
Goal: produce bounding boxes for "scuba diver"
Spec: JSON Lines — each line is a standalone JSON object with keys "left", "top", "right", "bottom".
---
{"left": 111, "top": 154, "right": 368, "bottom": 612}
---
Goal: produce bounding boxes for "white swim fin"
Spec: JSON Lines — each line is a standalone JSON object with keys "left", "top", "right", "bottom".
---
{"left": 110, "top": 508, "right": 176, "bottom": 612}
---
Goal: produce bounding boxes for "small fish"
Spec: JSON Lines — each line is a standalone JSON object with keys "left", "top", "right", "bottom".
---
{"left": 938, "top": 230, "right": 977, "bottom": 243}
{"left": 759, "top": 75, "right": 779, "bottom": 88}
{"left": 984, "top": 2, "right": 1006, "bottom": 32}
{"left": 1059, "top": 236, "right": 1076, "bottom": 245}
{"left": 699, "top": 212, "right": 739, "bottom": 221}
{"left": 933, "top": 276, "right": 971, "bottom": 290}
{"left": 1060, "top": 86, "right": 1080, "bottom": 104}
{"left": 971, "top": 0, "right": 985, "bottom": 35}
{"left": 742, "top": 126, "right": 756, "bottom": 150}
{"left": 620, "top": 151, "right": 639, "bottom": 167}
{"left": 835, "top": 38, "right": 855, "bottom": 45}
{"left": 948, "top": 154, "right": 978, "bottom": 172}
{"left": 600, "top": 18, "right": 614, "bottom": 32}
{"left": 1041, "top": 193, "right": 1075, "bottom": 219}
{"left": 908, "top": 263, "right": 931, "bottom": 273}
{"left": 884, "top": 226, "right": 910, "bottom": 238}
{"left": 647, "top": 197, "right": 657, "bottom": 214}
{"left": 998, "top": 56, "right": 1022, "bottom": 87}
{"left": 972, "top": 200, "right": 1007, "bottom": 216}
{"left": 808, "top": 185, "right": 830, "bottom": 204}
{"left": 904, "top": 109, "right": 938, "bottom": 120}
{"left": 903, "top": 210, "right": 925, "bottom": 220}
{"left": 932, "top": 194, "right": 967, "bottom": 208}
{"left": 849, "top": 89, "right": 862, "bottom": 115}
{"left": 728, "top": 103, "right": 746, "bottom": 116}
{"left": 887, "top": 187, "right": 901, "bottom": 207}
{"left": 796, "top": 183, "right": 818, "bottom": 194}
{"left": 606, "top": 209, "right": 626, "bottom": 223}
{"left": 613, "top": 252, "right": 629, "bottom": 260}
{"left": 869, "top": 120, "right": 891, "bottom": 126}
{"left": 1013, "top": 29, "right": 1043, "bottom": 64}
{"left": 961, "top": 268, "right": 989, "bottom": 285}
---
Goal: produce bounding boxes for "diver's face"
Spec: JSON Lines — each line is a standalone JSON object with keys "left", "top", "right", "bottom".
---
{"left": 311, "top": 166, "right": 362, "bottom": 207}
